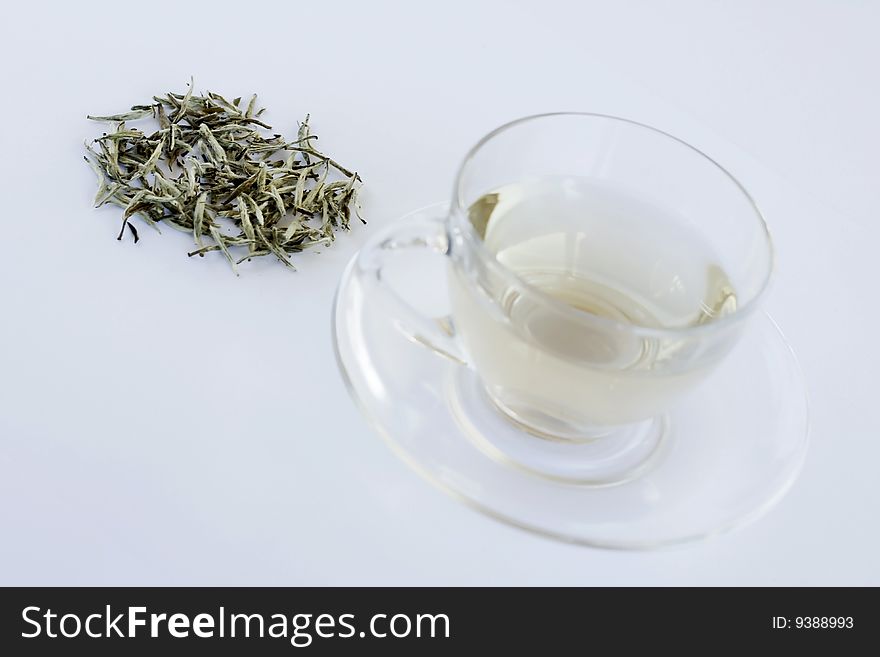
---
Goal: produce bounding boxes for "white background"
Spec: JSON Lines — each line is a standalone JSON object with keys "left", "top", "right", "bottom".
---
{"left": 1, "top": 0, "right": 877, "bottom": 585}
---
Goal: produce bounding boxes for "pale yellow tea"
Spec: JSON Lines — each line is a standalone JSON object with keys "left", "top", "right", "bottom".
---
{"left": 449, "top": 177, "right": 739, "bottom": 430}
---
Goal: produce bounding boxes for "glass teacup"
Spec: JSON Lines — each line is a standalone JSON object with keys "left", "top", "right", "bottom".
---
{"left": 350, "top": 113, "right": 773, "bottom": 484}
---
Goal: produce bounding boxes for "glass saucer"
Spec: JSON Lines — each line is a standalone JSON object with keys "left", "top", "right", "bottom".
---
{"left": 333, "top": 207, "right": 809, "bottom": 549}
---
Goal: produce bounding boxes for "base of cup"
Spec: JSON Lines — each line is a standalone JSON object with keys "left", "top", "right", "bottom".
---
{"left": 448, "top": 368, "right": 669, "bottom": 486}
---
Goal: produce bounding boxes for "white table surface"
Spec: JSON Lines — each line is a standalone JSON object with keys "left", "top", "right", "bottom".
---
{"left": 1, "top": 0, "right": 877, "bottom": 585}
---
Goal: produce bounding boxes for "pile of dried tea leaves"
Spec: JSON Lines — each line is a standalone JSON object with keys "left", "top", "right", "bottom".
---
{"left": 84, "top": 81, "right": 362, "bottom": 274}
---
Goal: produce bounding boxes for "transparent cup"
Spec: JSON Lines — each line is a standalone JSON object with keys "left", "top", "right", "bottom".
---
{"left": 349, "top": 113, "right": 774, "bottom": 485}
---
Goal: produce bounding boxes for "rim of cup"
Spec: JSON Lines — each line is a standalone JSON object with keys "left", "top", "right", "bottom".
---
{"left": 449, "top": 112, "right": 775, "bottom": 339}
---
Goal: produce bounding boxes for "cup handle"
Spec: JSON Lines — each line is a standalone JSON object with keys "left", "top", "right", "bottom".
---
{"left": 354, "top": 209, "right": 467, "bottom": 364}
